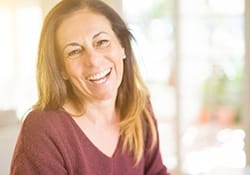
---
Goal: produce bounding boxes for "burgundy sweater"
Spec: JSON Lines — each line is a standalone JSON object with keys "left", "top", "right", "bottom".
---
{"left": 10, "top": 109, "right": 170, "bottom": 175}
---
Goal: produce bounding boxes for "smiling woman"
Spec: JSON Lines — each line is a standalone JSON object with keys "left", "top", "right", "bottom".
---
{"left": 57, "top": 10, "right": 125, "bottom": 103}
{"left": 10, "top": 0, "right": 170, "bottom": 175}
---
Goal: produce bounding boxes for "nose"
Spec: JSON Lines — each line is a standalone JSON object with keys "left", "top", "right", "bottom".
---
{"left": 83, "top": 48, "right": 103, "bottom": 67}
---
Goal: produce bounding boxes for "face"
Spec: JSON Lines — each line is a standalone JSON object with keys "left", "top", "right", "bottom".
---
{"left": 56, "top": 9, "right": 125, "bottom": 103}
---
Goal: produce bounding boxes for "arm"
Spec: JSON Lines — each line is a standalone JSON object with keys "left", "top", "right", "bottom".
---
{"left": 144, "top": 124, "right": 171, "bottom": 175}
{"left": 10, "top": 111, "right": 67, "bottom": 175}
{"left": 144, "top": 101, "right": 171, "bottom": 175}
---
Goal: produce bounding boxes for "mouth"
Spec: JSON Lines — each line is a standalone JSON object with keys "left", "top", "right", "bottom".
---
{"left": 87, "top": 68, "right": 112, "bottom": 83}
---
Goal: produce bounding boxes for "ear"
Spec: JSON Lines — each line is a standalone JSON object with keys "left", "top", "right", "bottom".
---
{"left": 122, "top": 48, "right": 126, "bottom": 60}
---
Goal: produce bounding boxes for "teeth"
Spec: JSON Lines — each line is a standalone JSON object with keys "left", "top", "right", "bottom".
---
{"left": 87, "top": 68, "right": 111, "bottom": 81}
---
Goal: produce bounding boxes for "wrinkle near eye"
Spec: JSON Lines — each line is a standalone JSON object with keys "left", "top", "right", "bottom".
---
{"left": 68, "top": 49, "right": 82, "bottom": 57}
{"left": 95, "top": 39, "right": 110, "bottom": 48}
{"left": 64, "top": 45, "right": 84, "bottom": 59}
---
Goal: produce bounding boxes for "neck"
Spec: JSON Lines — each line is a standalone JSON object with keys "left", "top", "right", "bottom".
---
{"left": 63, "top": 98, "right": 119, "bottom": 126}
{"left": 84, "top": 99, "right": 118, "bottom": 125}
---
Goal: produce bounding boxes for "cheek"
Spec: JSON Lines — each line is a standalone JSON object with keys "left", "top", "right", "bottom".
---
{"left": 108, "top": 43, "right": 124, "bottom": 62}
{"left": 109, "top": 48, "right": 124, "bottom": 74}
{"left": 114, "top": 54, "right": 124, "bottom": 82}
{"left": 64, "top": 62, "right": 83, "bottom": 78}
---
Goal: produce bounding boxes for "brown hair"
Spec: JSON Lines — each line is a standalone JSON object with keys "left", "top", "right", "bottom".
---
{"left": 35, "top": 0, "right": 157, "bottom": 164}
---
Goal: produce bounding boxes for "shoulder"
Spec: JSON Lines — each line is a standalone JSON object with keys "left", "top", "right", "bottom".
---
{"left": 16, "top": 109, "right": 72, "bottom": 153}
{"left": 20, "top": 109, "right": 70, "bottom": 142}
{"left": 22, "top": 109, "right": 65, "bottom": 131}
{"left": 11, "top": 110, "right": 69, "bottom": 174}
{"left": 23, "top": 109, "right": 66, "bottom": 122}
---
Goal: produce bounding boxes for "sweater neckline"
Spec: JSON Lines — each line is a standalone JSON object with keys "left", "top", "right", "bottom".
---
{"left": 60, "top": 108, "right": 121, "bottom": 160}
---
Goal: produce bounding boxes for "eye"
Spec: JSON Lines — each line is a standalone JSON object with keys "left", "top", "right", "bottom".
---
{"left": 66, "top": 48, "right": 83, "bottom": 59}
{"left": 68, "top": 49, "right": 81, "bottom": 56}
{"left": 95, "top": 39, "right": 110, "bottom": 48}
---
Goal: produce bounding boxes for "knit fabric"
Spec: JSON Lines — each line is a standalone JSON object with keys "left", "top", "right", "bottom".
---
{"left": 10, "top": 109, "right": 170, "bottom": 175}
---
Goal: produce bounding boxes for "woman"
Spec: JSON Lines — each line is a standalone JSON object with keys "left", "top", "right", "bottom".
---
{"left": 10, "top": 0, "right": 170, "bottom": 174}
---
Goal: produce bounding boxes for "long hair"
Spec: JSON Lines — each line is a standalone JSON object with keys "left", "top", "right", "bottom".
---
{"left": 35, "top": 0, "right": 157, "bottom": 164}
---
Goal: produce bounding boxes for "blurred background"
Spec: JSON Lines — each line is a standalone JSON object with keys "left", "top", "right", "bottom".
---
{"left": 0, "top": 0, "right": 250, "bottom": 174}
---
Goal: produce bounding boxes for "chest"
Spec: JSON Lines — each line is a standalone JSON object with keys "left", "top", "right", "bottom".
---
{"left": 82, "top": 125, "right": 120, "bottom": 158}
{"left": 74, "top": 117, "right": 120, "bottom": 158}
{"left": 60, "top": 122, "right": 145, "bottom": 175}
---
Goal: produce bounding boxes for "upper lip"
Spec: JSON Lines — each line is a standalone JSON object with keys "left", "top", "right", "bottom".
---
{"left": 86, "top": 68, "right": 112, "bottom": 81}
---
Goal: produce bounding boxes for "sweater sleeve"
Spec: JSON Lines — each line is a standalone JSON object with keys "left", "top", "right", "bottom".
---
{"left": 144, "top": 102, "right": 171, "bottom": 175}
{"left": 144, "top": 131, "right": 170, "bottom": 175}
{"left": 10, "top": 111, "right": 67, "bottom": 175}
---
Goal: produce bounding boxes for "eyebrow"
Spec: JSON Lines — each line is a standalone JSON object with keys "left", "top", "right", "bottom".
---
{"left": 62, "top": 32, "right": 109, "bottom": 52}
{"left": 93, "top": 31, "right": 109, "bottom": 39}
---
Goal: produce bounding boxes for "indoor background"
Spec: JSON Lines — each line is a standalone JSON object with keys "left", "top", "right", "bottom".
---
{"left": 0, "top": 0, "right": 250, "bottom": 175}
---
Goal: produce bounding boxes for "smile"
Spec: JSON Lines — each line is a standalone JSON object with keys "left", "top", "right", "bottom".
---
{"left": 87, "top": 68, "right": 112, "bottom": 82}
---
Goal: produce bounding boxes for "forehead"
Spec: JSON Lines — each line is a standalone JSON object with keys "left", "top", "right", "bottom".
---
{"left": 56, "top": 9, "right": 113, "bottom": 45}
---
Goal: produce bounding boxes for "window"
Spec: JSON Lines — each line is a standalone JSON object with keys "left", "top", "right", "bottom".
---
{"left": 0, "top": 2, "right": 42, "bottom": 118}
{"left": 122, "top": 0, "right": 246, "bottom": 174}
